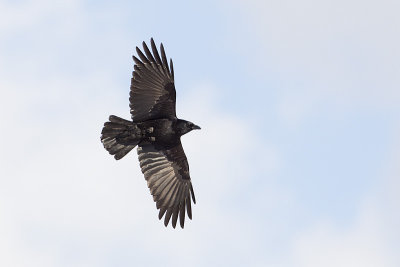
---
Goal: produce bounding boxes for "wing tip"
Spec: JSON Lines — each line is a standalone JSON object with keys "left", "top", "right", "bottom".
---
{"left": 190, "top": 183, "right": 196, "bottom": 204}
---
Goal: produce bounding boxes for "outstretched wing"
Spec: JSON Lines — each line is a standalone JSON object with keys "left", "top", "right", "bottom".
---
{"left": 137, "top": 141, "right": 196, "bottom": 228}
{"left": 130, "top": 38, "right": 176, "bottom": 122}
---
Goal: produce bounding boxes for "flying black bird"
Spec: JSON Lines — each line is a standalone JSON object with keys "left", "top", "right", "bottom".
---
{"left": 100, "top": 38, "right": 200, "bottom": 229}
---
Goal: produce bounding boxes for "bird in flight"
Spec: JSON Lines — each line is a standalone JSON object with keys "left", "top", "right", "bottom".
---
{"left": 100, "top": 38, "right": 200, "bottom": 228}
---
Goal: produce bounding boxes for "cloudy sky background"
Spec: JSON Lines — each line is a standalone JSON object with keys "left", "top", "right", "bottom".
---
{"left": 1, "top": 0, "right": 399, "bottom": 266}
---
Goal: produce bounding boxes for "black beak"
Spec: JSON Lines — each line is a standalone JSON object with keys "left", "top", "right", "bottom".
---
{"left": 192, "top": 124, "right": 201, "bottom": 130}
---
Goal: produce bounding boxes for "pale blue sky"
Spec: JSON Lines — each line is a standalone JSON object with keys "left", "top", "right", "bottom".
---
{"left": 1, "top": 0, "right": 399, "bottom": 266}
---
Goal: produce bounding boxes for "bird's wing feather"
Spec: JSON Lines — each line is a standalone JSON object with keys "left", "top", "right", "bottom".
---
{"left": 130, "top": 38, "right": 176, "bottom": 122}
{"left": 137, "top": 141, "right": 196, "bottom": 228}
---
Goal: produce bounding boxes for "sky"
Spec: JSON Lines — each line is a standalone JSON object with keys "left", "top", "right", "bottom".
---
{"left": 0, "top": 0, "right": 399, "bottom": 266}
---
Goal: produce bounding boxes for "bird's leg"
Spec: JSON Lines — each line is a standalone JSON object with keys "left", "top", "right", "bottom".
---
{"left": 142, "top": 127, "right": 155, "bottom": 141}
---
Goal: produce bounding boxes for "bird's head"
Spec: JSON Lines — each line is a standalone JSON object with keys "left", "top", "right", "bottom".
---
{"left": 176, "top": 119, "right": 201, "bottom": 136}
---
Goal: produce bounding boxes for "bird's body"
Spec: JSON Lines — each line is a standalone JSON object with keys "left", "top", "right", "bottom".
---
{"left": 139, "top": 118, "right": 176, "bottom": 145}
{"left": 100, "top": 39, "right": 199, "bottom": 228}
{"left": 106, "top": 117, "right": 194, "bottom": 148}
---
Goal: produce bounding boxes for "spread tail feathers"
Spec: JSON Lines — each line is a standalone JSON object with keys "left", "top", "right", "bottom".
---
{"left": 101, "top": 115, "right": 141, "bottom": 160}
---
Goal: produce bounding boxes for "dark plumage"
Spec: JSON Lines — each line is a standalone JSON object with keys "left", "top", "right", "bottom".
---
{"left": 100, "top": 38, "right": 200, "bottom": 228}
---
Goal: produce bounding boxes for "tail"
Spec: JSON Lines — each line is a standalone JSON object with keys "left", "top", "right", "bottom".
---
{"left": 101, "top": 115, "right": 141, "bottom": 160}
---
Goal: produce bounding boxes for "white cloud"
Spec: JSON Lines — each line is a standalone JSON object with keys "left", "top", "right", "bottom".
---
{"left": 0, "top": 73, "right": 280, "bottom": 266}
{"left": 0, "top": 0, "right": 77, "bottom": 33}
{"left": 224, "top": 2, "right": 400, "bottom": 265}
{"left": 290, "top": 127, "right": 400, "bottom": 267}
{"left": 292, "top": 206, "right": 395, "bottom": 267}
{"left": 230, "top": 0, "right": 400, "bottom": 125}
{"left": 2, "top": 0, "right": 398, "bottom": 266}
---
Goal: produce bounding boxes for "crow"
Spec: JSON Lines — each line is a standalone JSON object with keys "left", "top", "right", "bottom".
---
{"left": 100, "top": 38, "right": 200, "bottom": 229}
